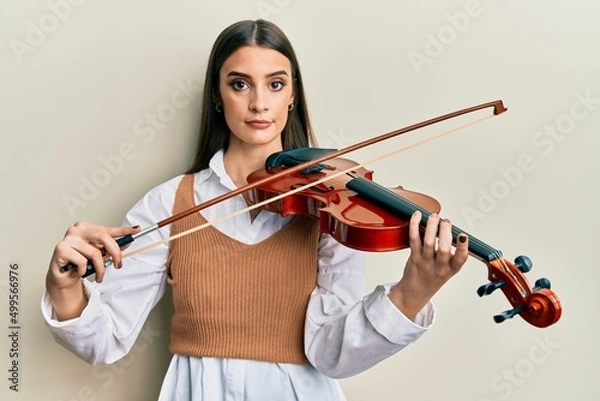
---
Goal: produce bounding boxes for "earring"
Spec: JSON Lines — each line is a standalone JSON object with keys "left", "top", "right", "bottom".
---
{"left": 215, "top": 103, "right": 222, "bottom": 113}
{"left": 288, "top": 103, "right": 294, "bottom": 112}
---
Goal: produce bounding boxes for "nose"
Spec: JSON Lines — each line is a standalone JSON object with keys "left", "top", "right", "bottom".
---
{"left": 249, "top": 87, "right": 268, "bottom": 113}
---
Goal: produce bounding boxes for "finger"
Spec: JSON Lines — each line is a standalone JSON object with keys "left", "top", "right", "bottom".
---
{"left": 53, "top": 239, "right": 106, "bottom": 281}
{"left": 66, "top": 222, "right": 139, "bottom": 243}
{"left": 422, "top": 213, "right": 439, "bottom": 260}
{"left": 435, "top": 218, "right": 454, "bottom": 263}
{"left": 105, "top": 225, "right": 141, "bottom": 238}
{"left": 114, "top": 225, "right": 141, "bottom": 253}
{"left": 99, "top": 232, "right": 125, "bottom": 270}
{"left": 96, "top": 226, "right": 140, "bottom": 266}
{"left": 96, "top": 226, "right": 140, "bottom": 269}
{"left": 450, "top": 233, "right": 469, "bottom": 272}
{"left": 408, "top": 211, "right": 423, "bottom": 255}
{"left": 70, "top": 241, "right": 107, "bottom": 281}
{"left": 51, "top": 244, "right": 89, "bottom": 281}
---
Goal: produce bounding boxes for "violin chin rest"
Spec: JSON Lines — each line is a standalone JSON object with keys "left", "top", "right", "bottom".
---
{"left": 265, "top": 148, "right": 337, "bottom": 169}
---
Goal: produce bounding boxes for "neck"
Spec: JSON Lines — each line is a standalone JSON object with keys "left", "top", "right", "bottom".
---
{"left": 223, "top": 144, "right": 281, "bottom": 188}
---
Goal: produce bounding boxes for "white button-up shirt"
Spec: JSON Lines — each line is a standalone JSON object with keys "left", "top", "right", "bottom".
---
{"left": 42, "top": 150, "right": 434, "bottom": 401}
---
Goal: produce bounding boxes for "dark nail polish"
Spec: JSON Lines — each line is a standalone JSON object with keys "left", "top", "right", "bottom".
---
{"left": 132, "top": 225, "right": 140, "bottom": 229}
{"left": 458, "top": 234, "right": 467, "bottom": 244}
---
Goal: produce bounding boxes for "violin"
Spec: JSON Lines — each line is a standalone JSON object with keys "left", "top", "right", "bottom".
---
{"left": 247, "top": 151, "right": 562, "bottom": 328}
{"left": 59, "top": 100, "right": 562, "bottom": 328}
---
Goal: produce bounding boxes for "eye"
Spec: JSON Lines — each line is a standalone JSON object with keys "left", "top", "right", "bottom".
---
{"left": 230, "top": 80, "right": 248, "bottom": 91}
{"left": 269, "top": 81, "right": 285, "bottom": 91}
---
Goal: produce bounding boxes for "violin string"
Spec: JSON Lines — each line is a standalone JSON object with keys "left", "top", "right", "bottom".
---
{"left": 122, "top": 114, "right": 494, "bottom": 260}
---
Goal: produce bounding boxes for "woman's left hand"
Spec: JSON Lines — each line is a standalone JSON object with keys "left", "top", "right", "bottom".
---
{"left": 388, "top": 211, "right": 469, "bottom": 320}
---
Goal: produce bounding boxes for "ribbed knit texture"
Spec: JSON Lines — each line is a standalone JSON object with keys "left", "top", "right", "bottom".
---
{"left": 167, "top": 174, "right": 320, "bottom": 364}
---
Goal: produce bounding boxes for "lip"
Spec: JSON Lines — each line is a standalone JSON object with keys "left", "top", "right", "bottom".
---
{"left": 245, "top": 119, "right": 273, "bottom": 129}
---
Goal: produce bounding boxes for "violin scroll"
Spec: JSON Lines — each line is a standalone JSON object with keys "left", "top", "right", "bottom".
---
{"left": 479, "top": 256, "right": 562, "bottom": 328}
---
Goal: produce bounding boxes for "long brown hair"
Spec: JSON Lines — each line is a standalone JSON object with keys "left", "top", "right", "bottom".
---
{"left": 186, "top": 19, "right": 316, "bottom": 173}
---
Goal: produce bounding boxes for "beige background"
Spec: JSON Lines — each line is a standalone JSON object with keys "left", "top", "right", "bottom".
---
{"left": 1, "top": 0, "right": 599, "bottom": 400}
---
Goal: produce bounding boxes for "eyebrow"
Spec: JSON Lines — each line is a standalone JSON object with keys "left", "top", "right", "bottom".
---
{"left": 226, "top": 70, "right": 289, "bottom": 79}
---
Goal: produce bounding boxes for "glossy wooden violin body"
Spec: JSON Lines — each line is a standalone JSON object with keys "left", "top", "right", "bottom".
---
{"left": 249, "top": 157, "right": 441, "bottom": 251}
{"left": 247, "top": 151, "right": 562, "bottom": 328}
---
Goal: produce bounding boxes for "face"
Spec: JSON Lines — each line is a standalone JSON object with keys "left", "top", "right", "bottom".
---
{"left": 218, "top": 45, "right": 295, "bottom": 154}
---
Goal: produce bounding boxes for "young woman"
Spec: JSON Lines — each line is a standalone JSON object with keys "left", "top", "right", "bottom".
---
{"left": 43, "top": 19, "right": 469, "bottom": 400}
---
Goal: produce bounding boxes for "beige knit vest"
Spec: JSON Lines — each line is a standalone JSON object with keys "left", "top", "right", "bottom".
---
{"left": 167, "top": 174, "right": 320, "bottom": 364}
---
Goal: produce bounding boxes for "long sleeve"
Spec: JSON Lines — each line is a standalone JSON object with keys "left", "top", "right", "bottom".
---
{"left": 41, "top": 177, "right": 180, "bottom": 364}
{"left": 304, "top": 234, "right": 435, "bottom": 379}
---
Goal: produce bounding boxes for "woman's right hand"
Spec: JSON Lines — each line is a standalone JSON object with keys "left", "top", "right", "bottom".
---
{"left": 46, "top": 221, "right": 140, "bottom": 320}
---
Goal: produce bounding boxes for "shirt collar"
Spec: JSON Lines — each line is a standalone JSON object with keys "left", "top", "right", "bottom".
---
{"left": 196, "top": 148, "right": 237, "bottom": 191}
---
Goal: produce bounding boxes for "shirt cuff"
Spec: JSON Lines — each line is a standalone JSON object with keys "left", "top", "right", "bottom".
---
{"left": 363, "top": 284, "right": 435, "bottom": 346}
{"left": 41, "top": 279, "right": 102, "bottom": 329}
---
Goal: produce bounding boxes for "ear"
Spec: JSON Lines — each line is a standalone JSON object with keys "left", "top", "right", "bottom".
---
{"left": 213, "top": 92, "right": 223, "bottom": 113}
{"left": 212, "top": 90, "right": 221, "bottom": 106}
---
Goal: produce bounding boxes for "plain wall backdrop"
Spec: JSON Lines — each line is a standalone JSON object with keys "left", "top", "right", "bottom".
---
{"left": 1, "top": 0, "right": 599, "bottom": 400}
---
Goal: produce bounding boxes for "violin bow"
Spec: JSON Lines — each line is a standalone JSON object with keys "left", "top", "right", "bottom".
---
{"left": 60, "top": 100, "right": 506, "bottom": 278}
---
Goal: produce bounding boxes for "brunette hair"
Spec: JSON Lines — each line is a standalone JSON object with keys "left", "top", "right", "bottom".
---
{"left": 186, "top": 19, "right": 315, "bottom": 173}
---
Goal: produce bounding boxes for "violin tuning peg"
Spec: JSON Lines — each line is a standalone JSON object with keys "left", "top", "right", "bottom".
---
{"left": 514, "top": 255, "right": 533, "bottom": 273}
{"left": 477, "top": 281, "right": 505, "bottom": 297}
{"left": 533, "top": 277, "right": 552, "bottom": 291}
{"left": 493, "top": 306, "right": 524, "bottom": 323}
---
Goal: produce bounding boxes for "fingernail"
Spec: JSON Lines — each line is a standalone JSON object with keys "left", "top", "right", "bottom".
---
{"left": 118, "top": 262, "right": 123, "bottom": 269}
{"left": 132, "top": 225, "right": 140, "bottom": 229}
{"left": 458, "top": 234, "right": 467, "bottom": 243}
